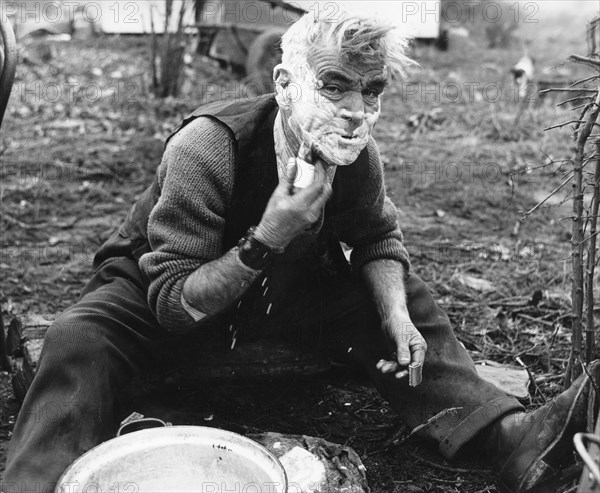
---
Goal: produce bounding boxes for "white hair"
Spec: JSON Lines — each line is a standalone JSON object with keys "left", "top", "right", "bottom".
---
{"left": 280, "top": 10, "right": 415, "bottom": 79}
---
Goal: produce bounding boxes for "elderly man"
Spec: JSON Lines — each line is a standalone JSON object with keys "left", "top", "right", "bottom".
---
{"left": 3, "top": 11, "right": 597, "bottom": 493}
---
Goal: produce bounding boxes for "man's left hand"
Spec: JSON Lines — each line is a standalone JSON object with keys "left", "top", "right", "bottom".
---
{"left": 376, "top": 310, "right": 427, "bottom": 380}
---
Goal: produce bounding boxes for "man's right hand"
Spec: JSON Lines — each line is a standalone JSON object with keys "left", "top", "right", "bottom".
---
{"left": 254, "top": 161, "right": 332, "bottom": 251}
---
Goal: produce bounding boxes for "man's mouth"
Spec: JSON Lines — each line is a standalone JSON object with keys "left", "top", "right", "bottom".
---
{"left": 340, "top": 134, "right": 358, "bottom": 140}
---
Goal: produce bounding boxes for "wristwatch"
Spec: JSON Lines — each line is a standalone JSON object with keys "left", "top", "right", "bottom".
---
{"left": 237, "top": 226, "right": 281, "bottom": 271}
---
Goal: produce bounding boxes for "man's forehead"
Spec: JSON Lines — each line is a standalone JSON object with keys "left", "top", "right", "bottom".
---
{"left": 306, "top": 49, "right": 386, "bottom": 82}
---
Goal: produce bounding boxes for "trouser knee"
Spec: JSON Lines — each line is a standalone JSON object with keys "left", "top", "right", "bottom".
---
{"left": 41, "top": 312, "right": 114, "bottom": 363}
{"left": 16, "top": 397, "right": 101, "bottom": 428}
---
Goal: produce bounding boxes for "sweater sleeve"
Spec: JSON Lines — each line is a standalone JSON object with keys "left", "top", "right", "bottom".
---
{"left": 138, "top": 117, "right": 235, "bottom": 333}
{"left": 339, "top": 138, "right": 411, "bottom": 272}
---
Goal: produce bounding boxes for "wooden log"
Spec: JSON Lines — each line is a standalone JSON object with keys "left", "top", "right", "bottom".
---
{"left": 8, "top": 315, "right": 53, "bottom": 402}
{"left": 6, "top": 314, "right": 333, "bottom": 402}
{"left": 6, "top": 317, "right": 23, "bottom": 357}
{"left": 251, "top": 432, "right": 369, "bottom": 492}
{"left": 6, "top": 313, "right": 533, "bottom": 403}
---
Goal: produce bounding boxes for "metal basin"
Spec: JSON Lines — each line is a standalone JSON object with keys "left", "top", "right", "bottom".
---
{"left": 57, "top": 426, "right": 288, "bottom": 493}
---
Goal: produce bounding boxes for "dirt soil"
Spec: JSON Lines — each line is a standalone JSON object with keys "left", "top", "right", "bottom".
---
{"left": 0, "top": 14, "right": 597, "bottom": 493}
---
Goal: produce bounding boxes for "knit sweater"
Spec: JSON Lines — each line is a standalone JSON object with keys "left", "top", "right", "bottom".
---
{"left": 138, "top": 115, "right": 410, "bottom": 333}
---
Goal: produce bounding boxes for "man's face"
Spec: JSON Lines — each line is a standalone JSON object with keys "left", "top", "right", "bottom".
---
{"left": 279, "top": 50, "right": 387, "bottom": 166}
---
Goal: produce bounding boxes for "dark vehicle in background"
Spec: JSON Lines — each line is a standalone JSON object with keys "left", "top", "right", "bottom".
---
{"left": 195, "top": 0, "right": 305, "bottom": 93}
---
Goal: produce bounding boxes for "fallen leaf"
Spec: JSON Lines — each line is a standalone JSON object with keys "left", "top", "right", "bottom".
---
{"left": 476, "top": 361, "right": 529, "bottom": 399}
{"left": 453, "top": 273, "right": 495, "bottom": 292}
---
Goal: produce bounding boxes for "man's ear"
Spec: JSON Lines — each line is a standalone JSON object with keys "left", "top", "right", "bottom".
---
{"left": 273, "top": 64, "right": 295, "bottom": 109}
{"left": 273, "top": 63, "right": 292, "bottom": 88}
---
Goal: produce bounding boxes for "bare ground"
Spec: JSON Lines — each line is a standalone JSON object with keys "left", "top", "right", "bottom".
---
{"left": 0, "top": 27, "right": 596, "bottom": 491}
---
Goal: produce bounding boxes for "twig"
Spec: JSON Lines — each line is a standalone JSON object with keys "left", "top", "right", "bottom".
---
{"left": 569, "top": 231, "right": 600, "bottom": 252}
{"left": 408, "top": 452, "right": 492, "bottom": 474}
{"left": 587, "top": 374, "right": 597, "bottom": 432}
{"left": 516, "top": 356, "right": 546, "bottom": 403}
{"left": 558, "top": 95, "right": 594, "bottom": 107}
{"left": 569, "top": 54, "right": 600, "bottom": 68}
{"left": 428, "top": 476, "right": 466, "bottom": 484}
{"left": 514, "top": 313, "right": 555, "bottom": 327}
{"left": 585, "top": 140, "right": 600, "bottom": 362}
{"left": 521, "top": 172, "right": 574, "bottom": 219}
{"left": 571, "top": 75, "right": 600, "bottom": 87}
{"left": 565, "top": 89, "right": 600, "bottom": 388}
{"left": 581, "top": 361, "right": 600, "bottom": 398}
{"left": 487, "top": 296, "right": 529, "bottom": 307}
{"left": 570, "top": 103, "right": 593, "bottom": 112}
{"left": 544, "top": 120, "right": 600, "bottom": 132}
{"left": 534, "top": 374, "right": 563, "bottom": 384}
{"left": 575, "top": 100, "right": 598, "bottom": 139}
{"left": 515, "top": 342, "right": 542, "bottom": 359}
{"left": 539, "top": 87, "right": 597, "bottom": 94}
{"left": 2, "top": 212, "right": 44, "bottom": 230}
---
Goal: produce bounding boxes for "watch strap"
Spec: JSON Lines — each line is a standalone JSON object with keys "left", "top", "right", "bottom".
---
{"left": 237, "top": 226, "right": 279, "bottom": 271}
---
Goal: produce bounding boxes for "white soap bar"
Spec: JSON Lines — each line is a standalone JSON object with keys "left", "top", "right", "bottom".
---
{"left": 294, "top": 158, "right": 316, "bottom": 189}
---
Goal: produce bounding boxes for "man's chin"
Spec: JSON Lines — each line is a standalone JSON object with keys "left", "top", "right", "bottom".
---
{"left": 316, "top": 142, "right": 368, "bottom": 167}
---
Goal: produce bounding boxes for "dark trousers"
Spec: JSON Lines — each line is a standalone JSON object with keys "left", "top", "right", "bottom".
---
{"left": 2, "top": 257, "right": 523, "bottom": 490}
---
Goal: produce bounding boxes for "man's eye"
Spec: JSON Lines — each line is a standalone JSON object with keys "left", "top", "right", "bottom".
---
{"left": 363, "top": 89, "right": 381, "bottom": 101}
{"left": 322, "top": 85, "right": 343, "bottom": 96}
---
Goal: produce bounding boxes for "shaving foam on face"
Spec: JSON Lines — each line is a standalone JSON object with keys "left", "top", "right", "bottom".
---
{"left": 281, "top": 75, "right": 380, "bottom": 167}
{"left": 277, "top": 61, "right": 382, "bottom": 169}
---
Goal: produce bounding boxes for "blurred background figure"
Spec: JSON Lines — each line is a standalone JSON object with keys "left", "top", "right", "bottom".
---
{"left": 511, "top": 47, "right": 535, "bottom": 125}
{"left": 511, "top": 51, "right": 535, "bottom": 100}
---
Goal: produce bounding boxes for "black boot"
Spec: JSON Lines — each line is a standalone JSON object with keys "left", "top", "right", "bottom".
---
{"left": 481, "top": 360, "right": 600, "bottom": 492}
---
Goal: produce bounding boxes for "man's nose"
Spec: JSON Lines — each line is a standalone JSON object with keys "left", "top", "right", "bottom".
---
{"left": 339, "top": 92, "right": 365, "bottom": 123}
